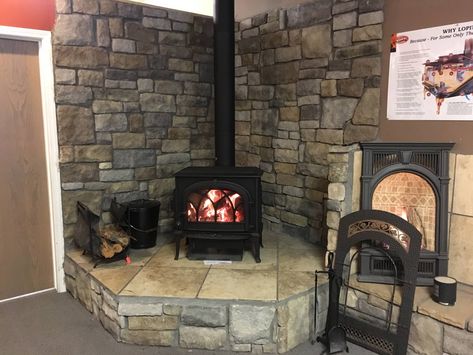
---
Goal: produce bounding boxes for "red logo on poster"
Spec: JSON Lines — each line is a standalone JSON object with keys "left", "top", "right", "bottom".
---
{"left": 396, "top": 35, "right": 409, "bottom": 44}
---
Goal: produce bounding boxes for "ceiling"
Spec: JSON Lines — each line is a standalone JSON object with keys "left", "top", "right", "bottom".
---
{"left": 125, "top": 0, "right": 313, "bottom": 19}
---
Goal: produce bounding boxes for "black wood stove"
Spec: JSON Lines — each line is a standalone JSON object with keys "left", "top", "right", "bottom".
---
{"left": 174, "top": 0, "right": 263, "bottom": 262}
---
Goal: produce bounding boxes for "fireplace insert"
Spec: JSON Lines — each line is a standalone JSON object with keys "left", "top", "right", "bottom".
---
{"left": 359, "top": 142, "right": 454, "bottom": 285}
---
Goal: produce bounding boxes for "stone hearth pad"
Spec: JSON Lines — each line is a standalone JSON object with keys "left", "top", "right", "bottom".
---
{"left": 64, "top": 231, "right": 328, "bottom": 353}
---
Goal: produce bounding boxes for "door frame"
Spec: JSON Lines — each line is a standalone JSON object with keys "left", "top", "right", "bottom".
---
{"left": 0, "top": 25, "right": 65, "bottom": 295}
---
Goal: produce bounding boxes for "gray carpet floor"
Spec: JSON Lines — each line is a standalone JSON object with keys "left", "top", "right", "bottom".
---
{"left": 0, "top": 291, "right": 374, "bottom": 355}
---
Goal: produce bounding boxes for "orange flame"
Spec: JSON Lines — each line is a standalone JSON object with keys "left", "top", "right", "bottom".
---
{"left": 190, "top": 189, "right": 244, "bottom": 223}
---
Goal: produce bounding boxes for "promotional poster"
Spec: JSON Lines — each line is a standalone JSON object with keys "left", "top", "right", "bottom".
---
{"left": 388, "top": 21, "right": 473, "bottom": 120}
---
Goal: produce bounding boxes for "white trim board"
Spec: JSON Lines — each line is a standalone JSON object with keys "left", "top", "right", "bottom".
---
{"left": 0, "top": 25, "right": 65, "bottom": 294}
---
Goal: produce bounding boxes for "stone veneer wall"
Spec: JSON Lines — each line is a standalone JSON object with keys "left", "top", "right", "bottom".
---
{"left": 233, "top": 0, "right": 383, "bottom": 243}
{"left": 53, "top": 0, "right": 214, "bottom": 245}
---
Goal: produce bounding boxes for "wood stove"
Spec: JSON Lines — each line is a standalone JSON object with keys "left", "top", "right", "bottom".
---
{"left": 359, "top": 142, "right": 454, "bottom": 285}
{"left": 173, "top": 0, "right": 263, "bottom": 262}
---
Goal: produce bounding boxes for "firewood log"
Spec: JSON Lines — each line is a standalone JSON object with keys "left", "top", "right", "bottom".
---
{"left": 100, "top": 240, "right": 115, "bottom": 259}
{"left": 99, "top": 225, "right": 130, "bottom": 247}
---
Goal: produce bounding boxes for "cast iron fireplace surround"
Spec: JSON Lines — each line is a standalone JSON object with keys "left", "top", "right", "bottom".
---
{"left": 174, "top": 0, "right": 263, "bottom": 262}
{"left": 359, "top": 142, "right": 454, "bottom": 285}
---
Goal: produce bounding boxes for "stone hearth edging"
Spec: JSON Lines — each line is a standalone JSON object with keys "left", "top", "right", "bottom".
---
{"left": 64, "top": 256, "right": 329, "bottom": 353}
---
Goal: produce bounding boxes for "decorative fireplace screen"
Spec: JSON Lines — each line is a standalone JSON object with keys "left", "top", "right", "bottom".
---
{"left": 359, "top": 142, "right": 454, "bottom": 285}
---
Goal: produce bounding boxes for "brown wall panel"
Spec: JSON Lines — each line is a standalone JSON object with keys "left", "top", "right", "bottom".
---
{"left": 380, "top": 0, "right": 473, "bottom": 153}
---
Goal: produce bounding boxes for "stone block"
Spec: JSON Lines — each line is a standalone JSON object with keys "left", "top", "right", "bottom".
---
{"left": 333, "top": 1, "right": 359, "bottom": 15}
{"left": 156, "top": 153, "right": 190, "bottom": 165}
{"left": 277, "top": 294, "right": 311, "bottom": 353}
{"left": 56, "top": 85, "right": 92, "bottom": 105}
{"left": 261, "top": 62, "right": 300, "bottom": 85}
{"left": 343, "top": 123, "right": 378, "bottom": 144}
{"left": 275, "top": 84, "right": 297, "bottom": 100}
{"left": 56, "top": 0, "right": 72, "bottom": 14}
{"left": 161, "top": 140, "right": 190, "bottom": 153}
{"left": 74, "top": 145, "right": 112, "bottom": 162}
{"left": 112, "top": 133, "right": 145, "bottom": 149}
{"left": 92, "top": 100, "right": 123, "bottom": 113}
{"left": 333, "top": 29, "right": 352, "bottom": 48}
{"left": 305, "top": 142, "right": 330, "bottom": 165}
{"left": 248, "top": 86, "right": 275, "bottom": 100}
{"left": 353, "top": 24, "right": 383, "bottom": 42}
{"left": 275, "top": 149, "right": 298, "bottom": 163}
{"left": 110, "top": 53, "right": 147, "bottom": 70}
{"left": 299, "top": 68, "right": 327, "bottom": 79}
{"left": 148, "top": 178, "right": 175, "bottom": 197}
{"left": 55, "top": 68, "right": 76, "bottom": 84}
{"left": 179, "top": 326, "right": 227, "bottom": 350}
{"left": 321, "top": 80, "right": 337, "bottom": 97}
{"left": 230, "top": 305, "right": 276, "bottom": 344}
{"left": 337, "top": 78, "right": 364, "bottom": 97}
{"left": 274, "top": 45, "right": 302, "bottom": 63}
{"left": 113, "top": 149, "right": 155, "bottom": 168}
{"left": 57, "top": 105, "right": 95, "bottom": 145}
{"left": 95, "top": 113, "right": 127, "bottom": 132}
{"left": 328, "top": 183, "right": 345, "bottom": 201}
{"left": 78, "top": 70, "right": 103, "bottom": 87}
{"left": 335, "top": 41, "right": 382, "bottom": 60}
{"left": 261, "top": 31, "right": 289, "bottom": 50}
{"left": 302, "top": 24, "right": 332, "bottom": 58}
{"left": 159, "top": 32, "right": 186, "bottom": 46}
{"left": 55, "top": 45, "right": 109, "bottom": 68}
{"left": 333, "top": 11, "right": 357, "bottom": 31}
{"left": 61, "top": 163, "right": 98, "bottom": 183}
{"left": 54, "top": 14, "right": 94, "bottom": 45}
{"left": 142, "top": 17, "right": 171, "bottom": 30}
{"left": 329, "top": 163, "right": 349, "bottom": 183}
{"left": 359, "top": 11, "right": 384, "bottom": 26}
{"left": 359, "top": 0, "right": 385, "bottom": 13}
{"left": 181, "top": 306, "right": 227, "bottom": 327}
{"left": 128, "top": 315, "right": 178, "bottom": 330}
{"left": 140, "top": 93, "right": 176, "bottom": 113}
{"left": 121, "top": 329, "right": 176, "bottom": 346}
{"left": 408, "top": 313, "right": 443, "bottom": 355}
{"left": 286, "top": 0, "right": 332, "bottom": 29}
{"left": 251, "top": 109, "right": 279, "bottom": 136}
{"left": 352, "top": 57, "right": 381, "bottom": 77}
{"left": 321, "top": 98, "right": 358, "bottom": 129}
{"left": 99, "top": 169, "right": 134, "bottom": 182}
{"left": 297, "top": 79, "right": 321, "bottom": 96}
{"left": 112, "top": 38, "right": 135, "bottom": 53}
{"left": 353, "top": 88, "right": 380, "bottom": 125}
{"left": 281, "top": 211, "right": 308, "bottom": 227}
{"left": 73, "top": 0, "right": 99, "bottom": 14}
{"left": 279, "top": 107, "right": 300, "bottom": 122}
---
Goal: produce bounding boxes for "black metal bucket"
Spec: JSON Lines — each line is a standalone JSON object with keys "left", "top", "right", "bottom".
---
{"left": 112, "top": 199, "right": 160, "bottom": 249}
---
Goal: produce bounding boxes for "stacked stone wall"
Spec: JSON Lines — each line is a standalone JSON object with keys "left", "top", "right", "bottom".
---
{"left": 234, "top": 0, "right": 383, "bottom": 243}
{"left": 54, "top": 0, "right": 214, "bottom": 244}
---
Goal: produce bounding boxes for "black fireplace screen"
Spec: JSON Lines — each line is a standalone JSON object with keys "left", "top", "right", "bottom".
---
{"left": 187, "top": 189, "right": 245, "bottom": 223}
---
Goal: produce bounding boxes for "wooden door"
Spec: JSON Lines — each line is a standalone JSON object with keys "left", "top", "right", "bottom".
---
{"left": 0, "top": 38, "right": 54, "bottom": 300}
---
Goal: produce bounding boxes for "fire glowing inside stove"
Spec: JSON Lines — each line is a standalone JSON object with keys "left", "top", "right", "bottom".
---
{"left": 187, "top": 189, "right": 244, "bottom": 223}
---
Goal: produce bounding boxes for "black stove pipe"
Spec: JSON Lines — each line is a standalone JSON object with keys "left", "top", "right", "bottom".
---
{"left": 214, "top": 0, "right": 235, "bottom": 167}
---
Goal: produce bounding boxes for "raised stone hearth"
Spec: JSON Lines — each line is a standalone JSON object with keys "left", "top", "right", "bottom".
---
{"left": 64, "top": 231, "right": 328, "bottom": 353}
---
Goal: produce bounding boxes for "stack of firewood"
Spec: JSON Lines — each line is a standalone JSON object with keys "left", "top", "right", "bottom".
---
{"left": 98, "top": 224, "right": 130, "bottom": 258}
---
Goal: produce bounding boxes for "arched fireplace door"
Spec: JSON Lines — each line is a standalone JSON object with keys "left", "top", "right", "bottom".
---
{"left": 359, "top": 142, "right": 454, "bottom": 285}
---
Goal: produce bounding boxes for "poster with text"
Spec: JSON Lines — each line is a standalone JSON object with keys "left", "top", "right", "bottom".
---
{"left": 388, "top": 21, "right": 473, "bottom": 120}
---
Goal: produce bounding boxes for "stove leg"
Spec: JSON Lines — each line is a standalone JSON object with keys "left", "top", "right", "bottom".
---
{"left": 251, "top": 234, "right": 261, "bottom": 263}
{"left": 175, "top": 233, "right": 182, "bottom": 260}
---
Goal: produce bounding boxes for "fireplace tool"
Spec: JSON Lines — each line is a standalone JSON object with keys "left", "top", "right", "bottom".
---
{"left": 313, "top": 252, "right": 348, "bottom": 354}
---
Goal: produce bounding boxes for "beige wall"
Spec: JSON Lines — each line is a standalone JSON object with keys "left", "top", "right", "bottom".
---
{"left": 448, "top": 154, "right": 473, "bottom": 285}
{"left": 235, "top": 0, "right": 313, "bottom": 20}
{"left": 379, "top": 0, "right": 473, "bottom": 154}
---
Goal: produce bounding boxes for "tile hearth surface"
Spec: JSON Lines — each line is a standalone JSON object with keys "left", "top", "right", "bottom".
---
{"left": 66, "top": 231, "right": 326, "bottom": 302}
